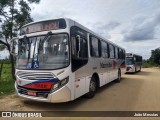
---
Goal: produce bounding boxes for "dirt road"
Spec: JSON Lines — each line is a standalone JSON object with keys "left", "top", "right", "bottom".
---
{"left": 0, "top": 68, "right": 160, "bottom": 118}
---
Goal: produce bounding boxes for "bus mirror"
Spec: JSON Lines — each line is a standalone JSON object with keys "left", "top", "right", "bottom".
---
{"left": 10, "top": 37, "right": 18, "bottom": 56}
{"left": 76, "top": 35, "right": 81, "bottom": 58}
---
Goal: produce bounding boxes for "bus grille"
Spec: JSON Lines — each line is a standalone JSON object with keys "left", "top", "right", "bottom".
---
{"left": 16, "top": 71, "right": 54, "bottom": 80}
{"left": 126, "top": 67, "right": 131, "bottom": 71}
{"left": 17, "top": 86, "right": 50, "bottom": 98}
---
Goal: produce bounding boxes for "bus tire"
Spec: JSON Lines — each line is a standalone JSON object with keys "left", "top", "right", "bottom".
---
{"left": 135, "top": 67, "right": 137, "bottom": 73}
{"left": 115, "top": 70, "right": 121, "bottom": 83}
{"left": 85, "top": 77, "right": 96, "bottom": 98}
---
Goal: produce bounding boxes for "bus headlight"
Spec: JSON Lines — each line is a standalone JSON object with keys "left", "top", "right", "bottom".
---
{"left": 60, "top": 77, "right": 69, "bottom": 86}
{"left": 53, "top": 83, "right": 59, "bottom": 90}
{"left": 51, "top": 77, "right": 69, "bottom": 92}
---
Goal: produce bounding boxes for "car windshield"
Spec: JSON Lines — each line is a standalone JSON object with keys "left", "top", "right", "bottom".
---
{"left": 126, "top": 57, "right": 134, "bottom": 65}
{"left": 16, "top": 34, "right": 69, "bottom": 69}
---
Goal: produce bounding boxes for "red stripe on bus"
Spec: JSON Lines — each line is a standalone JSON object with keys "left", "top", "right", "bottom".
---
{"left": 23, "top": 82, "right": 55, "bottom": 90}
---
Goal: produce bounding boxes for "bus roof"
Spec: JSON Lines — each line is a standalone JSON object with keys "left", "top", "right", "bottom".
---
{"left": 21, "top": 18, "right": 125, "bottom": 50}
{"left": 126, "top": 53, "right": 142, "bottom": 57}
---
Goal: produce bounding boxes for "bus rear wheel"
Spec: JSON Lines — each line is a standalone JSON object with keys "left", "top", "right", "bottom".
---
{"left": 115, "top": 70, "right": 121, "bottom": 83}
{"left": 135, "top": 67, "right": 137, "bottom": 73}
{"left": 85, "top": 77, "right": 96, "bottom": 98}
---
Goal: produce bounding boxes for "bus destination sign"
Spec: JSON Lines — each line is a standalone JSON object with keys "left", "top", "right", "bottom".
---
{"left": 20, "top": 19, "right": 66, "bottom": 35}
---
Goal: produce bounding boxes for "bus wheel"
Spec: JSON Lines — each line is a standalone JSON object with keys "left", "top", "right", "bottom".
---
{"left": 115, "top": 70, "right": 121, "bottom": 83}
{"left": 135, "top": 67, "right": 137, "bottom": 73}
{"left": 85, "top": 77, "right": 96, "bottom": 98}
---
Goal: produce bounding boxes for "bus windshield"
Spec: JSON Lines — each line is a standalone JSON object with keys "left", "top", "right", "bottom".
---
{"left": 16, "top": 33, "right": 69, "bottom": 69}
{"left": 126, "top": 57, "right": 134, "bottom": 65}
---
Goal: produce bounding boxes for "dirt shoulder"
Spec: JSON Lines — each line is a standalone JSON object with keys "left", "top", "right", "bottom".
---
{"left": 0, "top": 68, "right": 160, "bottom": 119}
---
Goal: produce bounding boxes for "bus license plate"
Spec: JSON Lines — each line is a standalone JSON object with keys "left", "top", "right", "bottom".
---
{"left": 27, "top": 91, "right": 36, "bottom": 96}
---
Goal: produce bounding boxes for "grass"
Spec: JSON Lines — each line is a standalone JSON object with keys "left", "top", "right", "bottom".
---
{"left": 142, "top": 61, "right": 160, "bottom": 68}
{"left": 142, "top": 62, "right": 155, "bottom": 68}
{"left": 1, "top": 64, "right": 13, "bottom": 81}
{"left": 0, "top": 63, "right": 15, "bottom": 96}
{"left": 0, "top": 80, "right": 15, "bottom": 96}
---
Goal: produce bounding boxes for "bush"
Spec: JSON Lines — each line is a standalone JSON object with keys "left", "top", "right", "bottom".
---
{"left": 143, "top": 60, "right": 159, "bottom": 68}
{"left": 142, "top": 62, "right": 153, "bottom": 68}
{"left": 0, "top": 59, "right": 11, "bottom": 64}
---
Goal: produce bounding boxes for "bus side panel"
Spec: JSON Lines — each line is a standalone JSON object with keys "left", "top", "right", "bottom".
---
{"left": 108, "top": 59, "right": 116, "bottom": 82}
{"left": 119, "top": 59, "right": 126, "bottom": 74}
{"left": 73, "top": 61, "right": 92, "bottom": 99}
{"left": 100, "top": 58, "right": 110, "bottom": 86}
{"left": 74, "top": 57, "right": 102, "bottom": 99}
{"left": 85, "top": 76, "right": 91, "bottom": 94}
{"left": 99, "top": 73, "right": 103, "bottom": 87}
{"left": 104, "top": 70, "right": 110, "bottom": 84}
{"left": 74, "top": 77, "right": 86, "bottom": 99}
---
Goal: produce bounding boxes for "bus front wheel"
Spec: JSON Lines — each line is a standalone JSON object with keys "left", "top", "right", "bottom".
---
{"left": 85, "top": 77, "right": 96, "bottom": 98}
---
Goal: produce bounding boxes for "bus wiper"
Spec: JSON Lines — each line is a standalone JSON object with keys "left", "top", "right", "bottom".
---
{"left": 38, "top": 31, "right": 52, "bottom": 52}
{"left": 42, "top": 31, "right": 52, "bottom": 43}
{"left": 23, "top": 36, "right": 32, "bottom": 68}
{"left": 24, "top": 32, "right": 52, "bottom": 69}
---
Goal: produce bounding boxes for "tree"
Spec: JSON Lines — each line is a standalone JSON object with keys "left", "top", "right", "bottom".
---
{"left": 0, "top": 0, "right": 40, "bottom": 80}
{"left": 0, "top": 44, "right": 6, "bottom": 51}
{"left": 150, "top": 48, "right": 160, "bottom": 65}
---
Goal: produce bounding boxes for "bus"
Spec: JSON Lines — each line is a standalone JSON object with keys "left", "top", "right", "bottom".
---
{"left": 10, "top": 18, "right": 126, "bottom": 103}
{"left": 125, "top": 53, "right": 142, "bottom": 73}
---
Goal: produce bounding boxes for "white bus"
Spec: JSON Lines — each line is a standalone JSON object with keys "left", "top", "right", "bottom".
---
{"left": 10, "top": 18, "right": 126, "bottom": 103}
{"left": 125, "top": 53, "right": 142, "bottom": 73}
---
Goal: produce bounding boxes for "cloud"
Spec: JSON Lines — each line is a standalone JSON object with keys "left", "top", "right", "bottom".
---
{"left": 31, "top": 8, "right": 73, "bottom": 21}
{"left": 28, "top": 0, "right": 160, "bottom": 59}
{"left": 123, "top": 27, "right": 155, "bottom": 41}
{"left": 123, "top": 13, "right": 160, "bottom": 42}
{"left": 89, "top": 21, "right": 120, "bottom": 39}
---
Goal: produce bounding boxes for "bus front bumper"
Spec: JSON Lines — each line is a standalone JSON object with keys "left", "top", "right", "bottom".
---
{"left": 126, "top": 66, "right": 135, "bottom": 73}
{"left": 15, "top": 83, "right": 71, "bottom": 103}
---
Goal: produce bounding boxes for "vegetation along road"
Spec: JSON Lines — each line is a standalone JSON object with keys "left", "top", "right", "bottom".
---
{"left": 0, "top": 67, "right": 160, "bottom": 112}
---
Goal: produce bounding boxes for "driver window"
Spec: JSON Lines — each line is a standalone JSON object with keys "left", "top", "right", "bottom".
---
{"left": 79, "top": 37, "right": 88, "bottom": 58}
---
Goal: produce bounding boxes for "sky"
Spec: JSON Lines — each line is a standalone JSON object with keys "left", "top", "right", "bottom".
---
{"left": 1, "top": 0, "right": 160, "bottom": 59}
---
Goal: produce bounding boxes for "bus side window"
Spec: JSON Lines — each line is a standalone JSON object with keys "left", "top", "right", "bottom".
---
{"left": 107, "top": 43, "right": 110, "bottom": 58}
{"left": 117, "top": 48, "right": 119, "bottom": 59}
{"left": 90, "top": 36, "right": 100, "bottom": 57}
{"left": 122, "top": 50, "right": 125, "bottom": 59}
{"left": 71, "top": 35, "right": 88, "bottom": 59}
{"left": 101, "top": 41, "right": 109, "bottom": 58}
{"left": 118, "top": 48, "right": 123, "bottom": 59}
{"left": 79, "top": 37, "right": 88, "bottom": 58}
{"left": 115, "top": 47, "right": 118, "bottom": 59}
{"left": 109, "top": 44, "right": 115, "bottom": 59}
